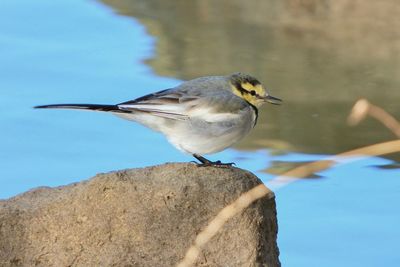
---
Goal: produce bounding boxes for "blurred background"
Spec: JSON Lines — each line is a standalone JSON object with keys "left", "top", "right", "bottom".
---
{"left": 1, "top": 0, "right": 399, "bottom": 266}
{"left": 103, "top": 0, "right": 400, "bottom": 154}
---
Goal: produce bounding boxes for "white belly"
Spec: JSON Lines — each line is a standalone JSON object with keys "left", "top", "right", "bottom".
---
{"left": 115, "top": 107, "right": 256, "bottom": 155}
{"left": 167, "top": 113, "right": 255, "bottom": 155}
{"left": 167, "top": 129, "right": 246, "bottom": 155}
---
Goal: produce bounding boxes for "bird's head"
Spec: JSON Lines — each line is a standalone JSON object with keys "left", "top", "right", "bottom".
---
{"left": 228, "top": 73, "right": 282, "bottom": 108}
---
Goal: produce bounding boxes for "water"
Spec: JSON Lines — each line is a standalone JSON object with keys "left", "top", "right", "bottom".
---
{"left": 1, "top": 0, "right": 399, "bottom": 266}
{"left": 1, "top": 0, "right": 180, "bottom": 195}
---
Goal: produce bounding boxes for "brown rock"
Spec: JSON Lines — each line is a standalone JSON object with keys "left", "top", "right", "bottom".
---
{"left": 0, "top": 163, "right": 280, "bottom": 266}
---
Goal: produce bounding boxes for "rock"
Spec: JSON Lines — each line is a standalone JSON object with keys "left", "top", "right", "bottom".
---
{"left": 0, "top": 163, "right": 280, "bottom": 266}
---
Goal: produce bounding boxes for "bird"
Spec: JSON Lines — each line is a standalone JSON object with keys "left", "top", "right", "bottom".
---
{"left": 35, "top": 73, "right": 282, "bottom": 167}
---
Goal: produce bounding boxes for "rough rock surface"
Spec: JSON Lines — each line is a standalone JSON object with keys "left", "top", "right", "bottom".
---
{"left": 0, "top": 163, "right": 280, "bottom": 266}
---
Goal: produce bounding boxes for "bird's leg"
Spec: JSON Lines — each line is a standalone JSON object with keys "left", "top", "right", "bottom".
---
{"left": 192, "top": 154, "right": 235, "bottom": 167}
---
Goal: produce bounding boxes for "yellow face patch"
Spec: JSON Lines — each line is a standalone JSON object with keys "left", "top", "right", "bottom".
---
{"left": 231, "top": 82, "right": 266, "bottom": 107}
{"left": 240, "top": 82, "right": 253, "bottom": 91}
{"left": 242, "top": 83, "right": 265, "bottom": 95}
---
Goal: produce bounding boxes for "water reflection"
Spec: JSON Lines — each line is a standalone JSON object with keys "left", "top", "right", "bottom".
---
{"left": 102, "top": 0, "right": 400, "bottom": 157}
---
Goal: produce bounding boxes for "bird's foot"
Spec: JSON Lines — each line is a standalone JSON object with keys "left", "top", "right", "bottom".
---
{"left": 197, "top": 161, "right": 235, "bottom": 168}
{"left": 192, "top": 154, "right": 235, "bottom": 168}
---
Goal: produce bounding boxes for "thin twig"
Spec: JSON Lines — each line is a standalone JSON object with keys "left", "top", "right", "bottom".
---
{"left": 348, "top": 98, "right": 400, "bottom": 138}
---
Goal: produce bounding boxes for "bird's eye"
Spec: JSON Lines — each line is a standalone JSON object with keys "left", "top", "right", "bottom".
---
{"left": 250, "top": 90, "right": 256, "bottom": 96}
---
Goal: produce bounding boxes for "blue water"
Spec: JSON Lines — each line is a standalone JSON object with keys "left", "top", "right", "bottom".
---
{"left": 1, "top": 0, "right": 399, "bottom": 266}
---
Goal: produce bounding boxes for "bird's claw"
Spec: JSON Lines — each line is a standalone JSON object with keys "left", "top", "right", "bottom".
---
{"left": 196, "top": 161, "right": 235, "bottom": 168}
{"left": 192, "top": 154, "right": 235, "bottom": 168}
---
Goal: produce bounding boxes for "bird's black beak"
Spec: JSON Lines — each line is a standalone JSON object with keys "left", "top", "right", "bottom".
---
{"left": 263, "top": 95, "right": 282, "bottom": 105}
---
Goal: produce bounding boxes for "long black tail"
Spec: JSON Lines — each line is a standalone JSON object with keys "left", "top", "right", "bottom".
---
{"left": 34, "top": 104, "right": 129, "bottom": 113}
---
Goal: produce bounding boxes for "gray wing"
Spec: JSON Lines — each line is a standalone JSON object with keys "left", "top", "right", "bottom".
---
{"left": 117, "top": 85, "right": 249, "bottom": 122}
{"left": 117, "top": 88, "right": 196, "bottom": 120}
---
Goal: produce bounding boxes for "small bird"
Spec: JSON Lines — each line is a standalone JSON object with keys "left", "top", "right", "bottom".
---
{"left": 35, "top": 73, "right": 282, "bottom": 166}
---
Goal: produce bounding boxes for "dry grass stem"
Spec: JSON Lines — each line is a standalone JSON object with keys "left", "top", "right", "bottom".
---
{"left": 348, "top": 98, "right": 400, "bottom": 138}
